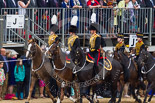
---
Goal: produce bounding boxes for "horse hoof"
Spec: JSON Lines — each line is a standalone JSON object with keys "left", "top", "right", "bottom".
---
{"left": 96, "top": 100, "right": 99, "bottom": 103}
{"left": 137, "top": 99, "right": 142, "bottom": 103}
{"left": 25, "top": 102, "right": 29, "bottom": 103}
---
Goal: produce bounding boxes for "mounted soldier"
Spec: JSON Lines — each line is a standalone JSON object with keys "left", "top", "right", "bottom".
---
{"left": 114, "top": 33, "right": 131, "bottom": 82}
{"left": 88, "top": 13, "right": 101, "bottom": 79}
{"left": 134, "top": 32, "right": 145, "bottom": 81}
{"left": 67, "top": 16, "right": 80, "bottom": 61}
{"left": 115, "top": 33, "right": 126, "bottom": 52}
{"left": 48, "top": 15, "right": 59, "bottom": 46}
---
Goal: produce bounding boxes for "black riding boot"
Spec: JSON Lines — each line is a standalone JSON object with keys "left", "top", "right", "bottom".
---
{"left": 93, "top": 65, "right": 99, "bottom": 80}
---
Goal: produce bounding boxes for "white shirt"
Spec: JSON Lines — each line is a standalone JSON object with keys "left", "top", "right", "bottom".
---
{"left": 18, "top": 1, "right": 26, "bottom": 15}
{"left": 127, "top": 1, "right": 140, "bottom": 8}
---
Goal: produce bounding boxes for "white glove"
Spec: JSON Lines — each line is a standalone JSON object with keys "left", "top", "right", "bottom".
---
{"left": 66, "top": 51, "right": 70, "bottom": 54}
{"left": 86, "top": 48, "right": 89, "bottom": 52}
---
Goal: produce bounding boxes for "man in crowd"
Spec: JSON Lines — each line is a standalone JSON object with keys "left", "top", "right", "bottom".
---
{"left": 0, "top": 48, "right": 9, "bottom": 97}
{"left": 0, "top": 0, "right": 7, "bottom": 15}
{"left": 6, "top": 0, "right": 18, "bottom": 14}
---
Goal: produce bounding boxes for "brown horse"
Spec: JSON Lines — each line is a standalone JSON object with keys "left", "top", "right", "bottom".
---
{"left": 114, "top": 51, "right": 142, "bottom": 103}
{"left": 48, "top": 42, "right": 80, "bottom": 103}
{"left": 25, "top": 39, "right": 57, "bottom": 103}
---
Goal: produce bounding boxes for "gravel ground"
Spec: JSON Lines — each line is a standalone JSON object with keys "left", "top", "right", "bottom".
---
{"left": 1, "top": 97, "right": 155, "bottom": 103}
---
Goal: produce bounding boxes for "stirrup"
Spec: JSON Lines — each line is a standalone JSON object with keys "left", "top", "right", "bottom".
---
{"left": 95, "top": 74, "right": 100, "bottom": 80}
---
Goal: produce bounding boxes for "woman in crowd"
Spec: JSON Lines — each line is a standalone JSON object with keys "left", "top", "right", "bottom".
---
{"left": 39, "top": 80, "right": 45, "bottom": 98}
{"left": 18, "top": 0, "right": 30, "bottom": 15}
{"left": 0, "top": 62, "right": 5, "bottom": 101}
{"left": 8, "top": 53, "right": 17, "bottom": 95}
{"left": 87, "top": 0, "right": 101, "bottom": 8}
{"left": 14, "top": 59, "right": 25, "bottom": 100}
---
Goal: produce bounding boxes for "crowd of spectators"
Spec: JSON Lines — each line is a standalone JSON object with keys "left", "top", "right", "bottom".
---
{"left": 0, "top": 0, "right": 155, "bottom": 37}
{"left": 0, "top": 48, "right": 49, "bottom": 100}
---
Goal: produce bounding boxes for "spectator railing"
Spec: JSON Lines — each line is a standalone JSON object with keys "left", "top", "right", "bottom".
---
{"left": 1, "top": 8, "right": 154, "bottom": 46}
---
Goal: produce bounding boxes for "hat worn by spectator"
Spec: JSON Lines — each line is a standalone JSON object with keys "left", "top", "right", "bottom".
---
{"left": 69, "top": 16, "right": 78, "bottom": 33}
{"left": 136, "top": 32, "right": 143, "bottom": 38}
{"left": 89, "top": 13, "right": 99, "bottom": 32}
{"left": 50, "top": 15, "right": 58, "bottom": 33}
{"left": 117, "top": 33, "right": 124, "bottom": 39}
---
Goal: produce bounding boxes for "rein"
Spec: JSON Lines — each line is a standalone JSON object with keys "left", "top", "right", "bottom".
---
{"left": 32, "top": 54, "right": 45, "bottom": 72}
{"left": 73, "top": 58, "right": 86, "bottom": 74}
{"left": 141, "top": 63, "right": 155, "bottom": 74}
{"left": 127, "top": 58, "right": 131, "bottom": 69}
{"left": 52, "top": 60, "right": 67, "bottom": 71}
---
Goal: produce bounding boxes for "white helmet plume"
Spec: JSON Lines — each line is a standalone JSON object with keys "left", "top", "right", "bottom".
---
{"left": 71, "top": 16, "right": 78, "bottom": 26}
{"left": 51, "top": 15, "right": 57, "bottom": 24}
{"left": 90, "top": 13, "right": 96, "bottom": 23}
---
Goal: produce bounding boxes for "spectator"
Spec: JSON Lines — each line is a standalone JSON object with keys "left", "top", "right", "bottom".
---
{"left": 80, "top": 0, "right": 88, "bottom": 7}
{"left": 137, "top": 0, "right": 146, "bottom": 7}
{"left": 62, "top": 0, "right": 70, "bottom": 8}
{"left": 0, "top": 48, "right": 9, "bottom": 97}
{"left": 8, "top": 53, "right": 17, "bottom": 95}
{"left": 117, "top": 0, "right": 130, "bottom": 32}
{"left": 87, "top": 0, "right": 101, "bottom": 8}
{"left": 48, "top": 0, "right": 62, "bottom": 8}
{"left": 39, "top": 80, "right": 45, "bottom": 98}
{"left": 17, "top": 0, "right": 30, "bottom": 15}
{"left": 127, "top": 0, "right": 140, "bottom": 32}
{"left": 0, "top": 0, "right": 7, "bottom": 15}
{"left": 144, "top": 0, "right": 155, "bottom": 8}
{"left": 70, "top": 0, "right": 82, "bottom": 8}
{"left": 20, "top": 54, "right": 31, "bottom": 99}
{"left": 100, "top": 0, "right": 115, "bottom": 37}
{"left": 0, "top": 62, "right": 5, "bottom": 101}
{"left": 14, "top": 59, "right": 25, "bottom": 100}
{"left": 6, "top": 0, "right": 18, "bottom": 14}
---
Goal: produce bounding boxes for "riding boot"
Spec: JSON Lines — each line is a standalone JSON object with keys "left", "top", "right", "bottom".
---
{"left": 93, "top": 65, "right": 99, "bottom": 80}
{"left": 138, "top": 66, "right": 143, "bottom": 82}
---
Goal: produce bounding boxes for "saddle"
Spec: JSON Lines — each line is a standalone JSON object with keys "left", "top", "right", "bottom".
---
{"left": 86, "top": 53, "right": 112, "bottom": 71}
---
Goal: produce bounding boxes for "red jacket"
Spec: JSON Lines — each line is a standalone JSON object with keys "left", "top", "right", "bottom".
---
{"left": 87, "top": 0, "right": 100, "bottom": 6}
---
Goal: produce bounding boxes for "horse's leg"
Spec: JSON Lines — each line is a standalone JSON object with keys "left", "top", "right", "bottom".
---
{"left": 85, "top": 94, "right": 94, "bottom": 103}
{"left": 109, "top": 81, "right": 117, "bottom": 103}
{"left": 143, "top": 83, "right": 154, "bottom": 103}
{"left": 117, "top": 84, "right": 124, "bottom": 103}
{"left": 26, "top": 75, "right": 37, "bottom": 103}
{"left": 57, "top": 87, "right": 61, "bottom": 103}
{"left": 148, "top": 89, "right": 155, "bottom": 103}
{"left": 45, "top": 85, "right": 57, "bottom": 103}
{"left": 130, "top": 84, "right": 142, "bottom": 103}
{"left": 60, "top": 88, "right": 64, "bottom": 101}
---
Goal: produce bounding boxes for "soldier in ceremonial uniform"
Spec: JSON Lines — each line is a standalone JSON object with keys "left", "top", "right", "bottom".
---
{"left": 67, "top": 16, "right": 80, "bottom": 59}
{"left": 48, "top": 15, "right": 59, "bottom": 46}
{"left": 115, "top": 33, "right": 125, "bottom": 52}
{"left": 134, "top": 32, "right": 145, "bottom": 81}
{"left": 88, "top": 13, "right": 101, "bottom": 78}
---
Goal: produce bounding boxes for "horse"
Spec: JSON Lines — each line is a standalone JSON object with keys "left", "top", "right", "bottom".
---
{"left": 25, "top": 39, "right": 57, "bottom": 103}
{"left": 73, "top": 47, "right": 124, "bottom": 103}
{"left": 48, "top": 42, "right": 80, "bottom": 103}
{"left": 138, "top": 49, "right": 155, "bottom": 103}
{"left": 114, "top": 51, "right": 142, "bottom": 103}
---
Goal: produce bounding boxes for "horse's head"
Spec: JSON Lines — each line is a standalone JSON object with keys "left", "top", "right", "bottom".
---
{"left": 26, "top": 39, "right": 37, "bottom": 58}
{"left": 74, "top": 47, "right": 84, "bottom": 65}
{"left": 138, "top": 49, "right": 149, "bottom": 65}
{"left": 48, "top": 42, "right": 60, "bottom": 59}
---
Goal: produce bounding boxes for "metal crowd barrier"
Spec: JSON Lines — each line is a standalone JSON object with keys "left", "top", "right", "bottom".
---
{"left": 0, "top": 8, "right": 155, "bottom": 46}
